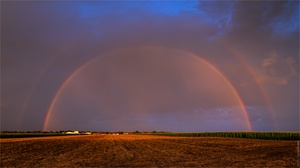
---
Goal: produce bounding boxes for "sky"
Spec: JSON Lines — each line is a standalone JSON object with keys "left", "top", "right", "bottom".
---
{"left": 1, "top": 1, "right": 299, "bottom": 132}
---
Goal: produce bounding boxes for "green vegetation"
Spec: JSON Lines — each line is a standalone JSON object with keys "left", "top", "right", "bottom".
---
{"left": 148, "top": 132, "right": 300, "bottom": 140}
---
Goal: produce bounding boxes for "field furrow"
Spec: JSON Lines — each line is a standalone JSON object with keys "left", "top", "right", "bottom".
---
{"left": 0, "top": 135, "right": 298, "bottom": 167}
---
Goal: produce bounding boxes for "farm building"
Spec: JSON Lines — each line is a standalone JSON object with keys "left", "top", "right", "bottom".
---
{"left": 66, "top": 131, "right": 79, "bottom": 134}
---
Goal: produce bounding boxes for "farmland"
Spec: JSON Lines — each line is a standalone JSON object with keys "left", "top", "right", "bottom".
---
{"left": 0, "top": 135, "right": 298, "bottom": 167}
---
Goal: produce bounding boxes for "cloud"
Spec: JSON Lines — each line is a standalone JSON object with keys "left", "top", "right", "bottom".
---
{"left": 1, "top": 1, "right": 299, "bottom": 131}
{"left": 253, "top": 52, "right": 298, "bottom": 85}
{"left": 261, "top": 52, "right": 278, "bottom": 68}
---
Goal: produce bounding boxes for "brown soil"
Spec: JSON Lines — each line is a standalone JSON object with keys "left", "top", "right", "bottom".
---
{"left": 0, "top": 135, "right": 298, "bottom": 167}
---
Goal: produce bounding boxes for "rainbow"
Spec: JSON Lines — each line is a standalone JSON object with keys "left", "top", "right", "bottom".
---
{"left": 43, "top": 46, "right": 253, "bottom": 131}
{"left": 225, "top": 47, "right": 275, "bottom": 124}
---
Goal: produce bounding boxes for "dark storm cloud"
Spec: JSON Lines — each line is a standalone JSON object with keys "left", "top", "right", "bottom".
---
{"left": 1, "top": 1, "right": 298, "bottom": 131}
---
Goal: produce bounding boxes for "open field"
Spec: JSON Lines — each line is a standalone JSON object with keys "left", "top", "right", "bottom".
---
{"left": 0, "top": 135, "right": 298, "bottom": 167}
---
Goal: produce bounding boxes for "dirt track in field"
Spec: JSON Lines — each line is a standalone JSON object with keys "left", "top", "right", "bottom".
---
{"left": 0, "top": 135, "right": 298, "bottom": 167}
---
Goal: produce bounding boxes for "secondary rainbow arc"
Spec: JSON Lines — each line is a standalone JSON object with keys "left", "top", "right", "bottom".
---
{"left": 225, "top": 46, "right": 275, "bottom": 125}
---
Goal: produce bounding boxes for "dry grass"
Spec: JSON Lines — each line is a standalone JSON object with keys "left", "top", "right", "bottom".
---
{"left": 0, "top": 134, "right": 298, "bottom": 167}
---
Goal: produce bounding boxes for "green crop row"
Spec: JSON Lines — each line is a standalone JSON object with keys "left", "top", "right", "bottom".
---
{"left": 149, "top": 132, "right": 300, "bottom": 140}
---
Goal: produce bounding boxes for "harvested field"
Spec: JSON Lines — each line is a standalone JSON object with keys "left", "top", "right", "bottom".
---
{"left": 0, "top": 135, "right": 298, "bottom": 167}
